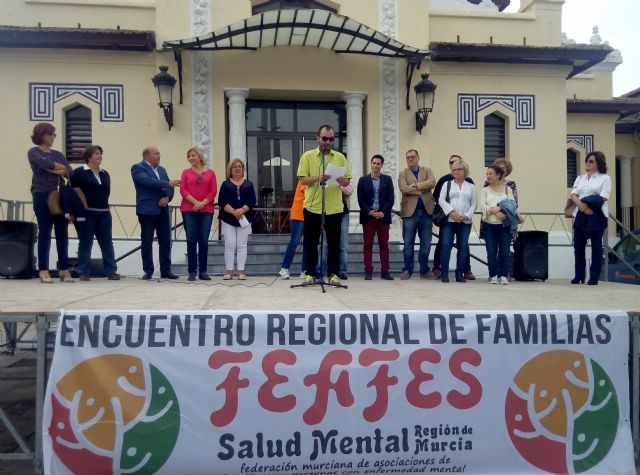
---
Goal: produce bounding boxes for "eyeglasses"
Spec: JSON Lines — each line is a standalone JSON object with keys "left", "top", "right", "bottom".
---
{"left": 236, "top": 187, "right": 241, "bottom": 201}
{"left": 320, "top": 136, "right": 335, "bottom": 142}
{"left": 406, "top": 155, "right": 417, "bottom": 160}
{"left": 47, "top": 133, "right": 57, "bottom": 138}
{"left": 451, "top": 168, "right": 464, "bottom": 172}
{"left": 585, "top": 159, "right": 595, "bottom": 164}
{"left": 197, "top": 175, "right": 203, "bottom": 184}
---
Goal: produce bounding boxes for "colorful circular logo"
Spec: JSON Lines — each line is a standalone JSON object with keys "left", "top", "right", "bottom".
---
{"left": 49, "top": 354, "right": 180, "bottom": 474}
{"left": 505, "top": 350, "right": 619, "bottom": 474}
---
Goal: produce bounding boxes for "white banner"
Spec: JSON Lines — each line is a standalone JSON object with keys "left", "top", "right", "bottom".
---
{"left": 43, "top": 310, "right": 635, "bottom": 475}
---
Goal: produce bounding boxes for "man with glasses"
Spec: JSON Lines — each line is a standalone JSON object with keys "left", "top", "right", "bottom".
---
{"left": 398, "top": 149, "right": 437, "bottom": 280}
{"left": 432, "top": 154, "right": 476, "bottom": 280}
{"left": 297, "top": 125, "right": 352, "bottom": 285}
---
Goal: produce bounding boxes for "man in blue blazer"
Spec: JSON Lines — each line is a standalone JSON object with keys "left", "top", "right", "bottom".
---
{"left": 131, "top": 146, "right": 180, "bottom": 279}
{"left": 357, "top": 154, "right": 395, "bottom": 280}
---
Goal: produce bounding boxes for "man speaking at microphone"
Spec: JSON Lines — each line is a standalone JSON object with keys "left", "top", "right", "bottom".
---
{"left": 297, "top": 125, "right": 352, "bottom": 286}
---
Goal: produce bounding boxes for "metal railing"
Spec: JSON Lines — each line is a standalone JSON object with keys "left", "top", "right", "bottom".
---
{"left": 3, "top": 198, "right": 638, "bottom": 279}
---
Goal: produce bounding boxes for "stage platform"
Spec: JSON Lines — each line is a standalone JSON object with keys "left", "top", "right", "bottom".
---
{"left": 1, "top": 274, "right": 639, "bottom": 313}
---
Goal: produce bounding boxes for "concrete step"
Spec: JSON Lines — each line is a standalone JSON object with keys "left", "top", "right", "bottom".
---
{"left": 171, "top": 234, "right": 423, "bottom": 276}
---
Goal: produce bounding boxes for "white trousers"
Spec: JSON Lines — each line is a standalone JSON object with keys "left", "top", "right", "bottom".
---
{"left": 221, "top": 221, "right": 251, "bottom": 271}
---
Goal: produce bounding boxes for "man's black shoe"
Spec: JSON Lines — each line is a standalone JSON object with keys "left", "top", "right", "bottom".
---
{"left": 381, "top": 272, "right": 394, "bottom": 280}
{"left": 161, "top": 273, "right": 179, "bottom": 279}
{"left": 141, "top": 274, "right": 153, "bottom": 280}
{"left": 338, "top": 272, "right": 348, "bottom": 280}
{"left": 364, "top": 272, "right": 373, "bottom": 280}
{"left": 199, "top": 273, "right": 211, "bottom": 281}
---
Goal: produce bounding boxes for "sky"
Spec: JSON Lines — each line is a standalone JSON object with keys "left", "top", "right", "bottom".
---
{"left": 504, "top": 0, "right": 639, "bottom": 96}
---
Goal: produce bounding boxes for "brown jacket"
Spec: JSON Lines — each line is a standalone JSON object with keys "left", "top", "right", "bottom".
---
{"left": 398, "top": 166, "right": 436, "bottom": 217}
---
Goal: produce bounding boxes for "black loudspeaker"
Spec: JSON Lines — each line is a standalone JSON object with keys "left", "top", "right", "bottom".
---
{"left": 0, "top": 221, "right": 37, "bottom": 278}
{"left": 514, "top": 231, "right": 548, "bottom": 281}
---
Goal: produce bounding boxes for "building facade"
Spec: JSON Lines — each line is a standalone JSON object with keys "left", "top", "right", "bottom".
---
{"left": 1, "top": 0, "right": 638, "bottom": 235}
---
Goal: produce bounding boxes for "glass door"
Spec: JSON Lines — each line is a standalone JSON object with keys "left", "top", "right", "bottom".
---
{"left": 245, "top": 100, "right": 346, "bottom": 233}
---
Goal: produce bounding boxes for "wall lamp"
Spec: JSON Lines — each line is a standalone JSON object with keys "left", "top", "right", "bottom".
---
{"left": 151, "top": 66, "right": 177, "bottom": 130}
{"left": 414, "top": 73, "right": 437, "bottom": 134}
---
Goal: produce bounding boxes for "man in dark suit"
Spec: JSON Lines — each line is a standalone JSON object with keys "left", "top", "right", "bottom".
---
{"left": 357, "top": 154, "right": 395, "bottom": 280}
{"left": 131, "top": 146, "right": 180, "bottom": 279}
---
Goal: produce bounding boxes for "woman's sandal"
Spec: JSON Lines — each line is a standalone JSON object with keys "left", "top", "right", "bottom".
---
{"left": 238, "top": 274, "right": 246, "bottom": 280}
{"left": 223, "top": 274, "right": 233, "bottom": 280}
{"left": 39, "top": 271, "right": 54, "bottom": 284}
{"left": 59, "top": 270, "right": 75, "bottom": 283}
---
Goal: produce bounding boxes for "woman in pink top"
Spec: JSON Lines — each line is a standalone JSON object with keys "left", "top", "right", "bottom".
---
{"left": 180, "top": 147, "right": 217, "bottom": 281}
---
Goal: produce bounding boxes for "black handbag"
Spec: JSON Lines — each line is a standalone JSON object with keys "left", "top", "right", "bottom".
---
{"left": 432, "top": 181, "right": 451, "bottom": 227}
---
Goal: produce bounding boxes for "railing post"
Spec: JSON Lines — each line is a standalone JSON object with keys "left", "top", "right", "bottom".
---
{"left": 7, "top": 200, "right": 15, "bottom": 221}
{"left": 603, "top": 230, "right": 609, "bottom": 282}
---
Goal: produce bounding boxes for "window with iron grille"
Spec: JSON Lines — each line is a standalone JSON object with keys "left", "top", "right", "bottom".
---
{"left": 252, "top": 0, "right": 337, "bottom": 14}
{"left": 567, "top": 149, "right": 578, "bottom": 188}
{"left": 484, "top": 113, "right": 505, "bottom": 167}
{"left": 65, "top": 105, "right": 92, "bottom": 163}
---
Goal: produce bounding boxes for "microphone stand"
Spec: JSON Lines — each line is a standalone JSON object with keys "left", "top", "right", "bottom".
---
{"left": 291, "top": 154, "right": 347, "bottom": 293}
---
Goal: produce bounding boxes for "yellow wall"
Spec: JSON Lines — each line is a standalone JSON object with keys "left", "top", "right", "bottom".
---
{"left": 616, "top": 133, "right": 640, "bottom": 211}
{"left": 0, "top": 48, "right": 159, "bottom": 208}
{"left": 567, "top": 70, "right": 614, "bottom": 100}
{"left": 2, "top": 0, "right": 155, "bottom": 30}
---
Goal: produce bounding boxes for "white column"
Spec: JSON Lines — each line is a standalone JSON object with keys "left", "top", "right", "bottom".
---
{"left": 224, "top": 89, "right": 249, "bottom": 162}
{"left": 342, "top": 91, "right": 367, "bottom": 186}
{"left": 618, "top": 155, "right": 635, "bottom": 229}
{"left": 191, "top": 0, "right": 212, "bottom": 165}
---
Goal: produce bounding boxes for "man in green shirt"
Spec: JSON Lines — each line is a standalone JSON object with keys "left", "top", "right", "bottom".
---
{"left": 297, "top": 124, "right": 352, "bottom": 285}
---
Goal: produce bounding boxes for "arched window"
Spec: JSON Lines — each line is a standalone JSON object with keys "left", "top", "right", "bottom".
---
{"left": 566, "top": 149, "right": 578, "bottom": 188}
{"left": 252, "top": 0, "right": 337, "bottom": 14}
{"left": 484, "top": 113, "right": 505, "bottom": 167}
{"left": 65, "top": 105, "right": 92, "bottom": 163}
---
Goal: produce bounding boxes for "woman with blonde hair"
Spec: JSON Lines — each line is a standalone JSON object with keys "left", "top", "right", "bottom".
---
{"left": 217, "top": 159, "right": 256, "bottom": 280}
{"left": 438, "top": 159, "right": 477, "bottom": 282}
{"left": 180, "top": 147, "right": 217, "bottom": 281}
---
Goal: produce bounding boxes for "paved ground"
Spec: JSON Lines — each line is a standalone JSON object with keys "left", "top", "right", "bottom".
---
{"left": 1, "top": 275, "right": 638, "bottom": 474}
{"left": 0, "top": 273, "right": 639, "bottom": 312}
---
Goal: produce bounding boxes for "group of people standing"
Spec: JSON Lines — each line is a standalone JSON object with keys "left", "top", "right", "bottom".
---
{"left": 28, "top": 121, "right": 611, "bottom": 285}
{"left": 27, "top": 122, "right": 256, "bottom": 283}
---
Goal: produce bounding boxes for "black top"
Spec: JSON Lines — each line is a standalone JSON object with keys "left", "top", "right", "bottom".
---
{"left": 218, "top": 179, "right": 257, "bottom": 227}
{"left": 70, "top": 166, "right": 111, "bottom": 209}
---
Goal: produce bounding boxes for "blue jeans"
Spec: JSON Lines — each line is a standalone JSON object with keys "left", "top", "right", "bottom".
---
{"left": 182, "top": 211, "right": 213, "bottom": 274}
{"left": 281, "top": 219, "right": 305, "bottom": 272}
{"left": 74, "top": 210, "right": 117, "bottom": 275}
{"left": 402, "top": 208, "right": 432, "bottom": 275}
{"left": 32, "top": 191, "right": 70, "bottom": 270}
{"left": 484, "top": 223, "right": 511, "bottom": 278}
{"left": 439, "top": 222, "right": 471, "bottom": 275}
{"left": 318, "top": 212, "right": 349, "bottom": 275}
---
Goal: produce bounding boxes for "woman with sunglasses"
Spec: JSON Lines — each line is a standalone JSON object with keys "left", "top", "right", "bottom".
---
{"left": 569, "top": 151, "right": 611, "bottom": 285}
{"left": 218, "top": 158, "right": 256, "bottom": 280}
{"left": 27, "top": 122, "right": 74, "bottom": 283}
{"left": 180, "top": 147, "right": 218, "bottom": 281}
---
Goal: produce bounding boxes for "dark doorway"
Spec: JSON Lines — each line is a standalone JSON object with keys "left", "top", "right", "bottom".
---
{"left": 246, "top": 101, "right": 346, "bottom": 233}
